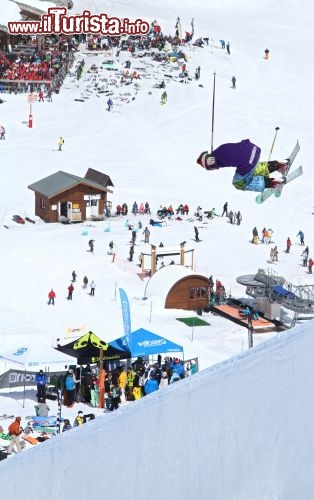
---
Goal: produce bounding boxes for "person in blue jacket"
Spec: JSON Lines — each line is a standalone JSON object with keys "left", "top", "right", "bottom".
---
{"left": 171, "top": 359, "right": 185, "bottom": 379}
{"left": 296, "top": 230, "right": 305, "bottom": 245}
{"left": 35, "top": 369, "right": 47, "bottom": 402}
{"left": 144, "top": 374, "right": 159, "bottom": 395}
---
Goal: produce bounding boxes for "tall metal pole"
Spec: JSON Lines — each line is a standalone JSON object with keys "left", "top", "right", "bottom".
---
{"left": 210, "top": 72, "right": 216, "bottom": 153}
{"left": 266, "top": 126, "right": 280, "bottom": 165}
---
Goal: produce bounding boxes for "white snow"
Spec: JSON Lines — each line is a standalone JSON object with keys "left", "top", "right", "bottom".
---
{"left": 0, "top": 0, "right": 314, "bottom": 497}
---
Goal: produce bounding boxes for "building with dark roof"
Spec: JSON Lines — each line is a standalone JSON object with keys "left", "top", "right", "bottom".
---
{"left": 28, "top": 170, "right": 113, "bottom": 223}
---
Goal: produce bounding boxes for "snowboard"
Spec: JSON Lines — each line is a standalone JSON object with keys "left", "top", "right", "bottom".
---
{"left": 256, "top": 141, "right": 301, "bottom": 204}
{"left": 22, "top": 434, "right": 38, "bottom": 445}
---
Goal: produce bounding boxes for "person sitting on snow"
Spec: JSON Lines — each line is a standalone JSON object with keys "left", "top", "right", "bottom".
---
{"left": 197, "top": 139, "right": 288, "bottom": 192}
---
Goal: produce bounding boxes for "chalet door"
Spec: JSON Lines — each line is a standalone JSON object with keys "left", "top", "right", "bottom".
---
{"left": 60, "top": 201, "right": 68, "bottom": 217}
{"left": 60, "top": 201, "right": 72, "bottom": 219}
{"left": 90, "top": 198, "right": 98, "bottom": 217}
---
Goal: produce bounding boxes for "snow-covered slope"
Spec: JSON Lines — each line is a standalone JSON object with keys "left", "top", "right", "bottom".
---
{"left": 1, "top": 0, "right": 314, "bottom": 496}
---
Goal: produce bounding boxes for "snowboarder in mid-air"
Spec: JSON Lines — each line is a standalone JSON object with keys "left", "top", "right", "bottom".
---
{"left": 197, "top": 139, "right": 289, "bottom": 192}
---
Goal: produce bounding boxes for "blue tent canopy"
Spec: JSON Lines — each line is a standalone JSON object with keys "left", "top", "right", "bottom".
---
{"left": 110, "top": 328, "right": 183, "bottom": 358}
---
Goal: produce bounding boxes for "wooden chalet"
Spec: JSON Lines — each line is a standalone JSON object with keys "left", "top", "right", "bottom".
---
{"left": 144, "top": 265, "right": 209, "bottom": 311}
{"left": 28, "top": 169, "right": 113, "bottom": 223}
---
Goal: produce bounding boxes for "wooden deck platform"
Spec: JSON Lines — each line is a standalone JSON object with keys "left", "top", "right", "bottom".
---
{"left": 210, "top": 300, "right": 286, "bottom": 332}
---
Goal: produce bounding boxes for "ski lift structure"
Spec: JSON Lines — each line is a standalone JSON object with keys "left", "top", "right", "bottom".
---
{"left": 236, "top": 268, "right": 314, "bottom": 326}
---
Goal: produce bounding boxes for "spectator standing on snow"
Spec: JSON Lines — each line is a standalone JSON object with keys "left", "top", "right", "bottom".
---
{"left": 7, "top": 417, "right": 24, "bottom": 455}
{"left": 129, "top": 244, "right": 135, "bottom": 262}
{"left": 72, "top": 270, "right": 77, "bottom": 282}
{"left": 194, "top": 226, "right": 200, "bottom": 242}
{"left": 252, "top": 227, "right": 259, "bottom": 244}
{"left": 226, "top": 42, "right": 230, "bottom": 54}
{"left": 48, "top": 289, "right": 56, "bottom": 305}
{"left": 58, "top": 136, "right": 64, "bottom": 151}
{"left": 90, "top": 281, "right": 96, "bottom": 296}
{"left": 296, "top": 230, "right": 305, "bottom": 245}
{"left": 264, "top": 48, "right": 270, "bottom": 59}
{"left": 222, "top": 202, "right": 228, "bottom": 217}
{"left": 83, "top": 275, "right": 88, "bottom": 289}
{"left": 143, "top": 227, "right": 150, "bottom": 243}
{"left": 286, "top": 237, "right": 292, "bottom": 253}
{"left": 308, "top": 258, "right": 314, "bottom": 274}
{"left": 302, "top": 246, "right": 309, "bottom": 267}
{"left": 231, "top": 76, "right": 236, "bottom": 88}
{"left": 236, "top": 211, "right": 242, "bottom": 225}
{"left": 67, "top": 283, "right": 74, "bottom": 300}
{"left": 107, "top": 98, "right": 113, "bottom": 111}
{"left": 35, "top": 369, "right": 47, "bottom": 402}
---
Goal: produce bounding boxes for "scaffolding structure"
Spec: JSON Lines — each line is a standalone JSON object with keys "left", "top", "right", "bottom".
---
{"left": 236, "top": 268, "right": 314, "bottom": 324}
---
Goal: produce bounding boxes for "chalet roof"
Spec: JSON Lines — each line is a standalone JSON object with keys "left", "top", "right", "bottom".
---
{"left": 28, "top": 170, "right": 113, "bottom": 198}
{"left": 85, "top": 168, "right": 114, "bottom": 187}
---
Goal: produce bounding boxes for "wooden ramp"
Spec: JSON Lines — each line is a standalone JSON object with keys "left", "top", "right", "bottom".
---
{"left": 210, "top": 301, "right": 284, "bottom": 332}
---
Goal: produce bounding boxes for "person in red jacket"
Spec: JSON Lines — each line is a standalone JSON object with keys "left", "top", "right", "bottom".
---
{"left": 308, "top": 258, "right": 313, "bottom": 274}
{"left": 67, "top": 284, "right": 74, "bottom": 300}
{"left": 48, "top": 289, "right": 56, "bottom": 305}
{"left": 286, "top": 237, "right": 292, "bottom": 253}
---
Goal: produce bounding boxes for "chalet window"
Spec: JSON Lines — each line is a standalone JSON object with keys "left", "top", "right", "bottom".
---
{"left": 41, "top": 197, "right": 46, "bottom": 209}
{"left": 201, "top": 287, "right": 207, "bottom": 298}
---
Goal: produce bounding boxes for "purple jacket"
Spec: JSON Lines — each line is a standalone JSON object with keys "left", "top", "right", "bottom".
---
{"left": 212, "top": 139, "right": 261, "bottom": 176}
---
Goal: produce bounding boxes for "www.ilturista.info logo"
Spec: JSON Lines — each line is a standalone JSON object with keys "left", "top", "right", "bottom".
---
{"left": 8, "top": 8, "right": 150, "bottom": 36}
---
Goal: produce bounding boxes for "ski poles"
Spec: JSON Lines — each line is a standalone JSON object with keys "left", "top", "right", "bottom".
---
{"left": 210, "top": 72, "right": 216, "bottom": 153}
{"left": 266, "top": 126, "right": 280, "bottom": 165}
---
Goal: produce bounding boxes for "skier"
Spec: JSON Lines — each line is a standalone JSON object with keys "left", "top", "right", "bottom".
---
{"left": 161, "top": 91, "right": 167, "bottom": 105}
{"left": 296, "top": 230, "right": 305, "bottom": 245}
{"left": 58, "top": 136, "right": 64, "bottom": 151}
{"left": 67, "top": 283, "right": 74, "bottom": 300}
{"left": 231, "top": 76, "right": 236, "bottom": 88}
{"left": 197, "top": 139, "right": 288, "bottom": 192}
{"left": 83, "top": 275, "right": 88, "bottom": 289}
{"left": 221, "top": 202, "right": 228, "bottom": 217}
{"left": 72, "top": 270, "right": 77, "bottom": 282}
{"left": 107, "top": 98, "right": 113, "bottom": 111}
{"left": 286, "top": 237, "right": 292, "bottom": 253}
{"left": 194, "top": 226, "right": 200, "bottom": 242}
{"left": 48, "top": 289, "right": 56, "bottom": 305}
{"left": 264, "top": 48, "right": 270, "bottom": 60}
